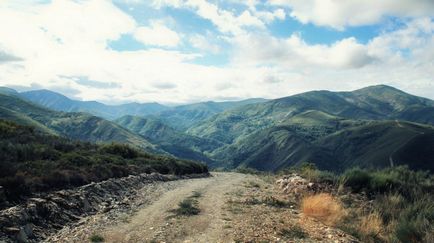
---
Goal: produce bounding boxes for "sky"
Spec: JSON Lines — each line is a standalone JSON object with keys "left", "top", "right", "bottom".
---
{"left": 0, "top": 0, "right": 433, "bottom": 104}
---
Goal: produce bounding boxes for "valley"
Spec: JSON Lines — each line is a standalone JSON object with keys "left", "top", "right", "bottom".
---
{"left": 2, "top": 85, "right": 434, "bottom": 173}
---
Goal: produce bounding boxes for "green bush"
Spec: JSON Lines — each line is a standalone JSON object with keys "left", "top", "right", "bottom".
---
{"left": 342, "top": 168, "right": 371, "bottom": 192}
{"left": 89, "top": 234, "right": 104, "bottom": 242}
{"left": 171, "top": 197, "right": 201, "bottom": 216}
{"left": 341, "top": 166, "right": 433, "bottom": 196}
{"left": 0, "top": 120, "right": 208, "bottom": 205}
{"left": 336, "top": 166, "right": 434, "bottom": 242}
{"left": 100, "top": 143, "right": 139, "bottom": 159}
{"left": 369, "top": 171, "right": 398, "bottom": 193}
{"left": 395, "top": 218, "right": 427, "bottom": 243}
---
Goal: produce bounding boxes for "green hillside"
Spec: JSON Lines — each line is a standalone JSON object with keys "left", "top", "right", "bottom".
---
{"left": 212, "top": 120, "right": 434, "bottom": 172}
{"left": 3, "top": 85, "right": 434, "bottom": 173}
{"left": 211, "top": 126, "right": 332, "bottom": 171}
{"left": 188, "top": 85, "right": 434, "bottom": 145}
{"left": 316, "top": 121, "right": 434, "bottom": 171}
{"left": 0, "top": 93, "right": 156, "bottom": 151}
{"left": 0, "top": 120, "right": 208, "bottom": 205}
{"left": 149, "top": 98, "right": 268, "bottom": 130}
{"left": 115, "top": 115, "right": 222, "bottom": 164}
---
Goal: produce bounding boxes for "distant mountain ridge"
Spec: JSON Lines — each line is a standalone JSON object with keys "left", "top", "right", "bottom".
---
{"left": 187, "top": 85, "right": 434, "bottom": 171}
{"left": 16, "top": 88, "right": 268, "bottom": 123}
{"left": 20, "top": 89, "right": 168, "bottom": 120}
{"left": 149, "top": 98, "right": 268, "bottom": 130}
{"left": 188, "top": 85, "right": 434, "bottom": 144}
{"left": 2, "top": 85, "right": 434, "bottom": 172}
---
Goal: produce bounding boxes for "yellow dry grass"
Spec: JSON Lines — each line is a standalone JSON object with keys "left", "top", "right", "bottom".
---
{"left": 358, "top": 211, "right": 384, "bottom": 241}
{"left": 301, "top": 193, "right": 345, "bottom": 226}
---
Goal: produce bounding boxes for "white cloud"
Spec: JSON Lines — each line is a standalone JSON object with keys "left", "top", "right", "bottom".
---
{"left": 367, "top": 18, "right": 434, "bottom": 63}
{"left": 134, "top": 21, "right": 181, "bottom": 47}
{"left": 271, "top": 0, "right": 434, "bottom": 30}
{"left": 232, "top": 33, "right": 375, "bottom": 69}
{"left": 189, "top": 34, "right": 221, "bottom": 54}
{"left": 0, "top": 49, "right": 22, "bottom": 64}
{"left": 152, "top": 0, "right": 265, "bottom": 35}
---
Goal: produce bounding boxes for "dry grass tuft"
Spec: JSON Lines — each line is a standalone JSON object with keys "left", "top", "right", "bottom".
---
{"left": 358, "top": 212, "right": 384, "bottom": 241}
{"left": 301, "top": 193, "right": 345, "bottom": 226}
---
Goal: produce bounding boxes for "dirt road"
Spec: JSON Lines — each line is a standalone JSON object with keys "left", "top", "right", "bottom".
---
{"left": 103, "top": 172, "right": 251, "bottom": 242}
{"left": 46, "top": 172, "right": 357, "bottom": 243}
{"left": 48, "top": 172, "right": 253, "bottom": 243}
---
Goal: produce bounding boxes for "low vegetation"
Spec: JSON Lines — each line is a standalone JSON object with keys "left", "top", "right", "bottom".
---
{"left": 295, "top": 164, "right": 434, "bottom": 243}
{"left": 89, "top": 234, "right": 105, "bottom": 242}
{"left": 279, "top": 226, "right": 308, "bottom": 239}
{"left": 170, "top": 192, "right": 202, "bottom": 216}
{"left": 0, "top": 120, "right": 208, "bottom": 205}
{"left": 301, "top": 193, "right": 345, "bottom": 226}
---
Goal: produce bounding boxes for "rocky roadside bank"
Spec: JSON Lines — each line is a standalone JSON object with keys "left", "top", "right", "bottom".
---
{"left": 0, "top": 173, "right": 209, "bottom": 243}
{"left": 226, "top": 175, "right": 358, "bottom": 242}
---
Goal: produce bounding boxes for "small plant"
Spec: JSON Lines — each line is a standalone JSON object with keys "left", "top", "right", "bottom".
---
{"left": 301, "top": 193, "right": 345, "bottom": 226}
{"left": 89, "top": 234, "right": 104, "bottom": 242}
{"left": 280, "top": 226, "right": 308, "bottom": 239}
{"left": 243, "top": 197, "right": 261, "bottom": 205}
{"left": 247, "top": 180, "right": 261, "bottom": 188}
{"left": 263, "top": 196, "right": 290, "bottom": 208}
{"left": 173, "top": 198, "right": 200, "bottom": 216}
{"left": 191, "top": 191, "right": 202, "bottom": 198}
{"left": 170, "top": 192, "right": 202, "bottom": 216}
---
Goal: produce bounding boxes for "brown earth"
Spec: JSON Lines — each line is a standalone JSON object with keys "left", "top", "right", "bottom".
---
{"left": 46, "top": 172, "right": 358, "bottom": 243}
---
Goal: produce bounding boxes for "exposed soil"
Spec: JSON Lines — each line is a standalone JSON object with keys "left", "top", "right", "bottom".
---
{"left": 46, "top": 172, "right": 358, "bottom": 243}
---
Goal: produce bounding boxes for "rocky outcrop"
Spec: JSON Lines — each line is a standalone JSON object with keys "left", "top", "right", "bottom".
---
{"left": 275, "top": 174, "right": 317, "bottom": 197}
{"left": 0, "top": 173, "right": 209, "bottom": 243}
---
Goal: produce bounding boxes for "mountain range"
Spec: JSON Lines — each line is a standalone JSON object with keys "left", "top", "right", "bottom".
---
{"left": 20, "top": 89, "right": 266, "bottom": 124}
{"left": 1, "top": 85, "right": 433, "bottom": 172}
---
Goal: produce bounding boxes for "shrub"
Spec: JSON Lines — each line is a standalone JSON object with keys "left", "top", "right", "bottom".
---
{"left": 0, "top": 172, "right": 30, "bottom": 201}
{"left": 89, "top": 234, "right": 104, "bottom": 242}
{"left": 100, "top": 143, "right": 139, "bottom": 159}
{"left": 341, "top": 168, "right": 371, "bottom": 192}
{"left": 369, "top": 172, "right": 398, "bottom": 193}
{"left": 170, "top": 191, "right": 202, "bottom": 216}
{"left": 335, "top": 166, "right": 434, "bottom": 242}
{"left": 171, "top": 198, "right": 200, "bottom": 216}
{"left": 395, "top": 218, "right": 427, "bottom": 243}
{"left": 301, "top": 193, "right": 345, "bottom": 226}
{"left": 0, "top": 120, "right": 209, "bottom": 206}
